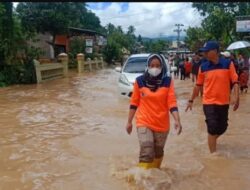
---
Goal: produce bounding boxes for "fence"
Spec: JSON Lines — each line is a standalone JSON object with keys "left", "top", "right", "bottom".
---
{"left": 34, "top": 53, "right": 68, "bottom": 83}
{"left": 34, "top": 53, "right": 106, "bottom": 83}
{"left": 77, "top": 53, "right": 105, "bottom": 73}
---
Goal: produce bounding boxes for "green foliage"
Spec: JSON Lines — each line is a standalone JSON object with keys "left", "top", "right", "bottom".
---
{"left": 16, "top": 3, "right": 84, "bottom": 35}
{"left": 0, "top": 45, "right": 41, "bottom": 86}
{"left": 186, "top": 2, "right": 250, "bottom": 52}
{"left": 16, "top": 3, "right": 104, "bottom": 41}
{"left": 103, "top": 24, "right": 137, "bottom": 64}
{"left": 151, "top": 40, "right": 167, "bottom": 53}
{"left": 137, "top": 35, "right": 142, "bottom": 43}
{"left": 82, "top": 11, "right": 102, "bottom": 31}
{"left": 0, "top": 2, "right": 13, "bottom": 65}
{"left": 142, "top": 40, "right": 169, "bottom": 53}
{"left": 103, "top": 38, "right": 121, "bottom": 64}
{"left": 192, "top": 2, "right": 250, "bottom": 17}
{"left": 0, "top": 61, "right": 36, "bottom": 86}
{"left": 184, "top": 27, "right": 206, "bottom": 52}
{"left": 68, "top": 37, "right": 85, "bottom": 68}
{"left": 201, "top": 8, "right": 234, "bottom": 43}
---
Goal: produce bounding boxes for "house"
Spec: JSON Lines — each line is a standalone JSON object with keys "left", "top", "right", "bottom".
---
{"left": 54, "top": 27, "right": 107, "bottom": 57}
{"left": 31, "top": 27, "right": 107, "bottom": 60}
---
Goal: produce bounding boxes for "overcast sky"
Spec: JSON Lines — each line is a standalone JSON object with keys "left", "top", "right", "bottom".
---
{"left": 87, "top": 2, "right": 204, "bottom": 38}
{"left": 13, "top": 2, "right": 204, "bottom": 38}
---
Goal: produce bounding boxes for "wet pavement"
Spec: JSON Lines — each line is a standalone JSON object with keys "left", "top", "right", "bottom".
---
{"left": 0, "top": 68, "right": 249, "bottom": 190}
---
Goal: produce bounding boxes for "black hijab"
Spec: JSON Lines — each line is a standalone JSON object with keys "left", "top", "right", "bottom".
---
{"left": 143, "top": 54, "right": 166, "bottom": 92}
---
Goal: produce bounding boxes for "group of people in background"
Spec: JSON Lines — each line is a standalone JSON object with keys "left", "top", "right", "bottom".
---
{"left": 220, "top": 51, "right": 249, "bottom": 93}
{"left": 170, "top": 54, "right": 201, "bottom": 81}
{"left": 169, "top": 50, "right": 249, "bottom": 94}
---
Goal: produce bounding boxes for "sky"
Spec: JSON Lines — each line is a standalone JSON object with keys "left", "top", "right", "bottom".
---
{"left": 13, "top": 2, "right": 204, "bottom": 38}
{"left": 86, "top": 2, "right": 204, "bottom": 38}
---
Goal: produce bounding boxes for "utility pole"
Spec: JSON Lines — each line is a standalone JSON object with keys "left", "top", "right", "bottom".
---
{"left": 173, "top": 24, "right": 184, "bottom": 53}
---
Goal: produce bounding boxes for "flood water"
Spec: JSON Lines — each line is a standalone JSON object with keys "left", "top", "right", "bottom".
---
{"left": 0, "top": 68, "right": 249, "bottom": 190}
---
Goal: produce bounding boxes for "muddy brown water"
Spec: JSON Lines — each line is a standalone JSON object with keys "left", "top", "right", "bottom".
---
{"left": 0, "top": 68, "right": 249, "bottom": 190}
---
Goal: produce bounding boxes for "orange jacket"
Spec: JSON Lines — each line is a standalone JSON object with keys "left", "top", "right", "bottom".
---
{"left": 184, "top": 61, "right": 192, "bottom": 73}
{"left": 130, "top": 76, "right": 178, "bottom": 132}
{"left": 196, "top": 58, "right": 238, "bottom": 105}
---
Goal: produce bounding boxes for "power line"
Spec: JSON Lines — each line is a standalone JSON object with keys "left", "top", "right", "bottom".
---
{"left": 173, "top": 24, "right": 185, "bottom": 51}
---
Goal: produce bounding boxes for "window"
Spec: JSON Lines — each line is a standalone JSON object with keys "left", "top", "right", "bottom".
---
{"left": 123, "top": 57, "right": 147, "bottom": 73}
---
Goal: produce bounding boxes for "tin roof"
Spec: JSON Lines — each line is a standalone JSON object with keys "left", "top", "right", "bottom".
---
{"left": 68, "top": 27, "right": 106, "bottom": 37}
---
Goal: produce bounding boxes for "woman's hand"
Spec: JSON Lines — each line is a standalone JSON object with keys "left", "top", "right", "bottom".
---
{"left": 174, "top": 121, "right": 182, "bottom": 135}
{"left": 126, "top": 122, "right": 133, "bottom": 135}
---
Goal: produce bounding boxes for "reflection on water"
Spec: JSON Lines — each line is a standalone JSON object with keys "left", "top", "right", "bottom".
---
{"left": 0, "top": 69, "right": 249, "bottom": 190}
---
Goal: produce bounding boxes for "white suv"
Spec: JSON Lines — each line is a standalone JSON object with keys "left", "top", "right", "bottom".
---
{"left": 116, "top": 53, "right": 170, "bottom": 97}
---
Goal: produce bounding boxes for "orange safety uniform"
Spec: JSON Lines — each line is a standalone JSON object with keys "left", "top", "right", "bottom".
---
{"left": 130, "top": 76, "right": 178, "bottom": 132}
{"left": 196, "top": 58, "right": 238, "bottom": 105}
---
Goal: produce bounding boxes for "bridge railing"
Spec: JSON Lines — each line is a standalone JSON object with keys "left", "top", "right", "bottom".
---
{"left": 34, "top": 53, "right": 68, "bottom": 83}
{"left": 77, "top": 53, "right": 105, "bottom": 73}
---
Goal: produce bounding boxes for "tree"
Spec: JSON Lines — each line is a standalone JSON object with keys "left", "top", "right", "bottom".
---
{"left": 103, "top": 38, "right": 121, "bottom": 64}
{"left": 127, "top": 25, "right": 135, "bottom": 35}
{"left": 126, "top": 25, "right": 136, "bottom": 53}
{"left": 151, "top": 40, "right": 167, "bottom": 53}
{"left": 192, "top": 2, "right": 250, "bottom": 17}
{"left": 137, "top": 35, "right": 142, "bottom": 43}
{"left": 184, "top": 27, "right": 206, "bottom": 52}
{"left": 192, "top": 3, "right": 250, "bottom": 44}
{"left": 80, "top": 10, "right": 104, "bottom": 33}
{"left": 201, "top": 8, "right": 235, "bottom": 47}
{"left": 106, "top": 23, "right": 116, "bottom": 35}
{"left": 117, "top": 26, "right": 123, "bottom": 33}
{"left": 0, "top": 2, "right": 13, "bottom": 65}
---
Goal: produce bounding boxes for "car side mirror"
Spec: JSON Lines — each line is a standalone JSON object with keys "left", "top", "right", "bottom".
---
{"left": 115, "top": 67, "right": 122, "bottom": 72}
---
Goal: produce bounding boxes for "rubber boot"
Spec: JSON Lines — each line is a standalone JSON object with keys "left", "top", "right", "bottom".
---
{"left": 137, "top": 161, "right": 156, "bottom": 169}
{"left": 153, "top": 157, "right": 163, "bottom": 168}
{"left": 127, "top": 161, "right": 157, "bottom": 182}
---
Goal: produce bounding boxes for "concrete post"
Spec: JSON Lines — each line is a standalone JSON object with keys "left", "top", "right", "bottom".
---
{"left": 87, "top": 58, "right": 92, "bottom": 71}
{"left": 34, "top": 59, "right": 42, "bottom": 83}
{"left": 100, "top": 57, "right": 104, "bottom": 69}
{"left": 94, "top": 57, "right": 99, "bottom": 69}
{"left": 58, "top": 53, "right": 68, "bottom": 76}
{"left": 77, "top": 53, "right": 84, "bottom": 73}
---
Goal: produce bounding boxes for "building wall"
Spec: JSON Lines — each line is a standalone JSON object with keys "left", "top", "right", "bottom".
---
{"left": 28, "top": 32, "right": 54, "bottom": 59}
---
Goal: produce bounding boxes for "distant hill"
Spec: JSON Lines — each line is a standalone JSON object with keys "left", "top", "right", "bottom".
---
{"left": 142, "top": 35, "right": 186, "bottom": 42}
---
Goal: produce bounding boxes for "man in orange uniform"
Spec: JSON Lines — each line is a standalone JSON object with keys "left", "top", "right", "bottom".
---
{"left": 126, "top": 54, "right": 182, "bottom": 169}
{"left": 186, "top": 41, "right": 239, "bottom": 153}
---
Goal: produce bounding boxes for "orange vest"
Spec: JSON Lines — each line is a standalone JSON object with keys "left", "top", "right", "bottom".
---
{"left": 196, "top": 58, "right": 238, "bottom": 105}
{"left": 130, "top": 76, "right": 178, "bottom": 132}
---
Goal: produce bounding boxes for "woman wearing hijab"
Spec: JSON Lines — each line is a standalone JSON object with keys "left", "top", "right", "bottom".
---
{"left": 125, "top": 54, "right": 182, "bottom": 169}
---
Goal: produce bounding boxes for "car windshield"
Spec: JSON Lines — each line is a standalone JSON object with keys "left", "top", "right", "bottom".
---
{"left": 123, "top": 57, "right": 147, "bottom": 73}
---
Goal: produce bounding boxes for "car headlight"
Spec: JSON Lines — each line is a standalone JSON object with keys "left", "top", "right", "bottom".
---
{"left": 119, "top": 74, "right": 130, "bottom": 86}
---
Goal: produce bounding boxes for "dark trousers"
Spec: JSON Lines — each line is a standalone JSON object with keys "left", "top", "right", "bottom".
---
{"left": 180, "top": 71, "right": 185, "bottom": 80}
{"left": 203, "top": 104, "right": 229, "bottom": 135}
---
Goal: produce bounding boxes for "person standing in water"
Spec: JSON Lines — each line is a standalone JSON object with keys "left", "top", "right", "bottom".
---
{"left": 191, "top": 52, "right": 202, "bottom": 83}
{"left": 126, "top": 54, "right": 182, "bottom": 169}
{"left": 185, "top": 41, "right": 239, "bottom": 153}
